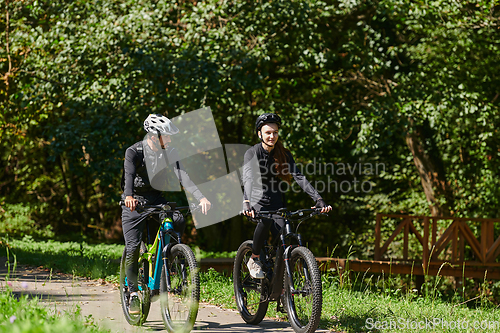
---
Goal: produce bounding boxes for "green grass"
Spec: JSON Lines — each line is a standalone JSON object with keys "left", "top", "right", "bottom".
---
{"left": 3, "top": 237, "right": 500, "bottom": 332}
{"left": 0, "top": 288, "right": 110, "bottom": 333}
{"left": 320, "top": 276, "right": 500, "bottom": 332}
{"left": 0, "top": 291, "right": 109, "bottom": 333}
{"left": 1, "top": 235, "right": 124, "bottom": 281}
{"left": 198, "top": 249, "right": 237, "bottom": 259}
{"left": 197, "top": 268, "right": 500, "bottom": 332}
{"left": 0, "top": 253, "right": 109, "bottom": 333}
{"left": 0, "top": 236, "right": 236, "bottom": 282}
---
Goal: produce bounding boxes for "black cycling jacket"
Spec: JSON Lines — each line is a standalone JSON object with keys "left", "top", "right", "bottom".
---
{"left": 242, "top": 143, "right": 321, "bottom": 208}
{"left": 121, "top": 141, "right": 204, "bottom": 202}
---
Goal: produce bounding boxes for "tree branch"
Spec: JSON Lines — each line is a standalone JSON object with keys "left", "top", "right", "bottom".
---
{"left": 19, "top": 70, "right": 65, "bottom": 86}
{"left": 3, "top": 0, "right": 12, "bottom": 90}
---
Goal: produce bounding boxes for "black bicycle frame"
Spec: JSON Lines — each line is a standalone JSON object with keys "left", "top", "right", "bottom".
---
{"left": 254, "top": 209, "right": 320, "bottom": 302}
{"left": 265, "top": 216, "right": 304, "bottom": 301}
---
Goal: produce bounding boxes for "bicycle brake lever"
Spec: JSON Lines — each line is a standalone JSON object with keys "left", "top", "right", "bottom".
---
{"left": 135, "top": 204, "right": 145, "bottom": 213}
{"left": 187, "top": 203, "right": 205, "bottom": 215}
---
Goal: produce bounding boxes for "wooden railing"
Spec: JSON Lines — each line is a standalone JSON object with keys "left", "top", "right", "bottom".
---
{"left": 200, "top": 214, "right": 500, "bottom": 282}
{"left": 375, "top": 214, "right": 500, "bottom": 270}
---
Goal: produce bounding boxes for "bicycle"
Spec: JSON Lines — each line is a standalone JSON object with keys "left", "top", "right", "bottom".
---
{"left": 119, "top": 201, "right": 200, "bottom": 332}
{"left": 234, "top": 208, "right": 326, "bottom": 333}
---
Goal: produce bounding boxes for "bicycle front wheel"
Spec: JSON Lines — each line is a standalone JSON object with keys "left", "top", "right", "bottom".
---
{"left": 283, "top": 246, "right": 322, "bottom": 333}
{"left": 119, "top": 244, "right": 151, "bottom": 326}
{"left": 160, "top": 244, "right": 199, "bottom": 333}
{"left": 233, "top": 240, "right": 269, "bottom": 325}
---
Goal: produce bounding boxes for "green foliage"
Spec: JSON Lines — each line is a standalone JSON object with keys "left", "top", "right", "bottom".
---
{"left": 0, "top": 201, "right": 54, "bottom": 238}
{"left": 1, "top": 0, "right": 499, "bottom": 256}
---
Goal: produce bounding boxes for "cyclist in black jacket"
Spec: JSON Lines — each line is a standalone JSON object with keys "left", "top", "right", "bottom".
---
{"left": 242, "top": 113, "right": 331, "bottom": 279}
{"left": 121, "top": 114, "right": 211, "bottom": 314}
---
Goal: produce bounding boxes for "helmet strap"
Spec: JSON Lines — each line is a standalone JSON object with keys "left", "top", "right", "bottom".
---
{"left": 150, "top": 132, "right": 163, "bottom": 150}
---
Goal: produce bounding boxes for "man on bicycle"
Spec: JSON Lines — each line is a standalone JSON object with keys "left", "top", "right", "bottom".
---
{"left": 121, "top": 113, "right": 211, "bottom": 314}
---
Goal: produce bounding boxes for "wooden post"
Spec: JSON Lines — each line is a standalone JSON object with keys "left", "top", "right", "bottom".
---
{"left": 452, "top": 223, "right": 458, "bottom": 263}
{"left": 375, "top": 214, "right": 382, "bottom": 260}
{"left": 486, "top": 221, "right": 494, "bottom": 262}
{"left": 481, "top": 220, "right": 487, "bottom": 264}
{"left": 432, "top": 217, "right": 437, "bottom": 247}
{"left": 337, "top": 259, "right": 351, "bottom": 287}
{"left": 459, "top": 231, "right": 464, "bottom": 262}
{"left": 404, "top": 219, "right": 409, "bottom": 260}
{"left": 423, "top": 217, "right": 429, "bottom": 272}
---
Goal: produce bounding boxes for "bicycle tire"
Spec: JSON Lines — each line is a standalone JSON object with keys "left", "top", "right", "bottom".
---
{"left": 233, "top": 240, "right": 269, "bottom": 325}
{"left": 283, "top": 246, "right": 322, "bottom": 333}
{"left": 119, "top": 243, "right": 151, "bottom": 326}
{"left": 160, "top": 243, "right": 199, "bottom": 333}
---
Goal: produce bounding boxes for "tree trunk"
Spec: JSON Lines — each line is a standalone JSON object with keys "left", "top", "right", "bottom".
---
{"left": 405, "top": 119, "right": 454, "bottom": 217}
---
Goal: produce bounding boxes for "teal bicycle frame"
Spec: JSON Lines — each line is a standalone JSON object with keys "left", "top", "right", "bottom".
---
{"left": 141, "top": 217, "right": 179, "bottom": 291}
{"left": 123, "top": 203, "right": 193, "bottom": 294}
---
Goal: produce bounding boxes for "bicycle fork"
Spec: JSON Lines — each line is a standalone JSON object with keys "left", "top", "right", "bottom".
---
{"left": 160, "top": 227, "right": 184, "bottom": 293}
{"left": 282, "top": 225, "right": 310, "bottom": 296}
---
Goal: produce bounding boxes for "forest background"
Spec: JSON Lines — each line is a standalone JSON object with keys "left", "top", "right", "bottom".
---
{"left": 1, "top": 0, "right": 499, "bottom": 258}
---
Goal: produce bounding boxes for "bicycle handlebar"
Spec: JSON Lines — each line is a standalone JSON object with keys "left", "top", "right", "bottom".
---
{"left": 119, "top": 200, "right": 200, "bottom": 213}
{"left": 239, "top": 207, "right": 327, "bottom": 219}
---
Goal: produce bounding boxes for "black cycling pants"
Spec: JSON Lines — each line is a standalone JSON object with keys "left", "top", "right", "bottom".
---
{"left": 121, "top": 197, "right": 185, "bottom": 293}
{"left": 252, "top": 203, "right": 285, "bottom": 256}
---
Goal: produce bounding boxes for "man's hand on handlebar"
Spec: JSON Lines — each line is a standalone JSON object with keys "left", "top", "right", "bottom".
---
{"left": 125, "top": 196, "right": 139, "bottom": 212}
{"left": 312, "top": 198, "right": 332, "bottom": 214}
{"left": 242, "top": 201, "right": 255, "bottom": 218}
{"left": 199, "top": 197, "right": 211, "bottom": 215}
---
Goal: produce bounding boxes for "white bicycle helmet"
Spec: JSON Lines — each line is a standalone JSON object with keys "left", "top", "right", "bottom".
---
{"left": 143, "top": 114, "right": 179, "bottom": 135}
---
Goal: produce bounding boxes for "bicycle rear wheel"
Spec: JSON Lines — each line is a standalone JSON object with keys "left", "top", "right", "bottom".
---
{"left": 233, "top": 240, "right": 269, "bottom": 325}
{"left": 283, "top": 246, "right": 322, "bottom": 333}
{"left": 160, "top": 243, "right": 199, "bottom": 333}
{"left": 119, "top": 243, "right": 151, "bottom": 326}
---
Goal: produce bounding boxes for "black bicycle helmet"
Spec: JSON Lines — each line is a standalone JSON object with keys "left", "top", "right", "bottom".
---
{"left": 255, "top": 113, "right": 282, "bottom": 134}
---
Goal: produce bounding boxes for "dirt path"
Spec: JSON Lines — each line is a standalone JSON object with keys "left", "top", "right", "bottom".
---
{"left": 0, "top": 258, "right": 329, "bottom": 332}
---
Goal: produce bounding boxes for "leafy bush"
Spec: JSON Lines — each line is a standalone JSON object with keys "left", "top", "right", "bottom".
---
{"left": 0, "top": 202, "right": 54, "bottom": 239}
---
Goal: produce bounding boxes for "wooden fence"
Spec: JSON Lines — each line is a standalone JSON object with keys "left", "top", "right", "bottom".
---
{"left": 201, "top": 214, "right": 500, "bottom": 282}
{"left": 320, "top": 214, "right": 500, "bottom": 281}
